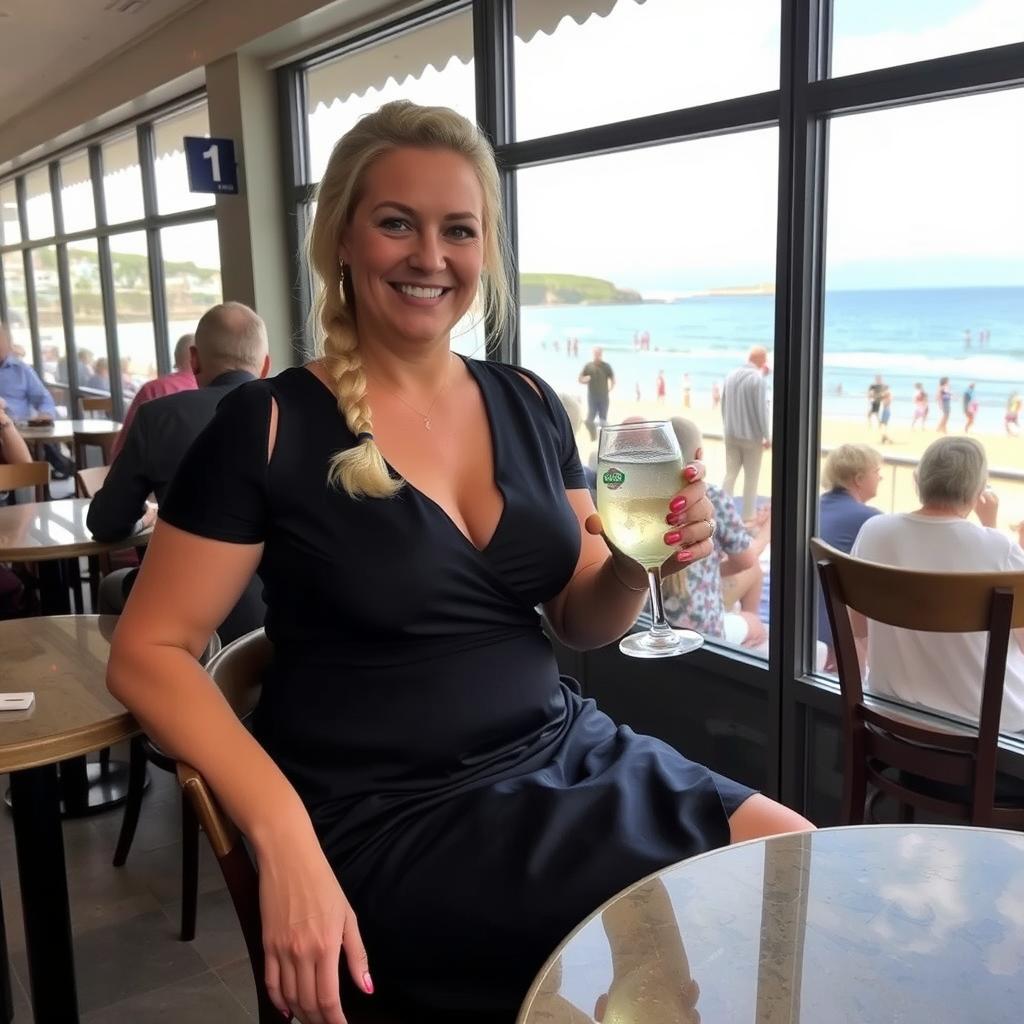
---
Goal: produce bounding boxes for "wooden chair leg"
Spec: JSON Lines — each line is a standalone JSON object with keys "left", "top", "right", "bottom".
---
{"left": 112, "top": 737, "right": 148, "bottom": 867}
{"left": 98, "top": 746, "right": 111, "bottom": 774}
{"left": 180, "top": 796, "right": 199, "bottom": 941}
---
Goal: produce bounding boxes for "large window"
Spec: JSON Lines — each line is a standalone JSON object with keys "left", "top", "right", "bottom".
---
{"left": 517, "top": 132, "right": 779, "bottom": 659}
{"left": 815, "top": 88, "right": 1024, "bottom": 731}
{"left": 513, "top": 0, "right": 779, "bottom": 140}
{"left": 0, "top": 98, "right": 220, "bottom": 417}
{"left": 161, "top": 220, "right": 223, "bottom": 358}
{"left": 304, "top": 7, "right": 476, "bottom": 184}
{"left": 831, "top": 0, "right": 1024, "bottom": 77}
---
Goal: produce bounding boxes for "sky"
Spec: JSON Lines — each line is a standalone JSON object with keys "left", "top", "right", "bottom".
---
{"left": 5, "top": 0, "right": 1024, "bottom": 301}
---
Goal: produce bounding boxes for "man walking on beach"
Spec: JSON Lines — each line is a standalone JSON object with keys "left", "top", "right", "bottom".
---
{"left": 579, "top": 346, "right": 615, "bottom": 441}
{"left": 721, "top": 345, "right": 771, "bottom": 518}
{"left": 867, "top": 375, "right": 885, "bottom": 427}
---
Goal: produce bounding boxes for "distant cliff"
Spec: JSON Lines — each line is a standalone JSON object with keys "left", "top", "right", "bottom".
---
{"left": 520, "top": 273, "right": 642, "bottom": 305}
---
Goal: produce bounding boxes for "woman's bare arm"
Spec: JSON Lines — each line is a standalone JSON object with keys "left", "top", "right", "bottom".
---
{"left": 107, "top": 522, "right": 312, "bottom": 850}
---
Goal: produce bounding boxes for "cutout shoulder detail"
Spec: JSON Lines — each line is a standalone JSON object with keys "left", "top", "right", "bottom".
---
{"left": 268, "top": 396, "right": 279, "bottom": 464}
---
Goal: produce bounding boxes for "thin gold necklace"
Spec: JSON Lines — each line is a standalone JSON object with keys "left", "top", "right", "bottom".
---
{"left": 368, "top": 353, "right": 453, "bottom": 431}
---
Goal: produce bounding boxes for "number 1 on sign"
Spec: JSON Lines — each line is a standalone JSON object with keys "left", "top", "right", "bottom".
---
{"left": 202, "top": 144, "right": 221, "bottom": 184}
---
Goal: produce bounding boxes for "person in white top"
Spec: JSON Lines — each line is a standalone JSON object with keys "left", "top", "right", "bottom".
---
{"left": 851, "top": 436, "right": 1024, "bottom": 733}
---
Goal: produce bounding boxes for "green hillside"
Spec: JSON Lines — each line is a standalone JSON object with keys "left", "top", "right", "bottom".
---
{"left": 520, "top": 272, "right": 641, "bottom": 306}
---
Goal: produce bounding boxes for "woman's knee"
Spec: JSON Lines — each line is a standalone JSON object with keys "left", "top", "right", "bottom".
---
{"left": 728, "top": 794, "right": 814, "bottom": 845}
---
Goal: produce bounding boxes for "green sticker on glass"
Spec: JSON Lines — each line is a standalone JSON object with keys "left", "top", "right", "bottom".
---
{"left": 602, "top": 468, "right": 625, "bottom": 490}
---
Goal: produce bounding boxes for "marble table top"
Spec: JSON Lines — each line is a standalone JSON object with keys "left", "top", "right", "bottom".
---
{"left": 517, "top": 824, "right": 1024, "bottom": 1024}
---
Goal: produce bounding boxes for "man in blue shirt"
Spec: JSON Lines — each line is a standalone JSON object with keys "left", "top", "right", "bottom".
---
{"left": 0, "top": 323, "right": 75, "bottom": 478}
{"left": 0, "top": 323, "right": 57, "bottom": 421}
{"left": 817, "top": 444, "right": 883, "bottom": 663}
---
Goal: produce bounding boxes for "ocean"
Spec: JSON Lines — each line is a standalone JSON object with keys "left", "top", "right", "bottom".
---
{"left": 519, "top": 286, "right": 1024, "bottom": 434}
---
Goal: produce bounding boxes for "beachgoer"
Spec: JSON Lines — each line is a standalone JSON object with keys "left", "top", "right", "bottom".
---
{"left": 935, "top": 376, "right": 952, "bottom": 433}
{"left": 681, "top": 373, "right": 691, "bottom": 408}
{"left": 664, "top": 418, "right": 770, "bottom": 651}
{"left": 879, "top": 386, "right": 893, "bottom": 444}
{"left": 965, "top": 400, "right": 978, "bottom": 433}
{"left": 721, "top": 346, "right": 771, "bottom": 518}
{"left": 634, "top": 380, "right": 641, "bottom": 403}
{"left": 106, "top": 100, "right": 810, "bottom": 1022}
{"left": 711, "top": 381, "right": 721, "bottom": 410}
{"left": 852, "top": 437, "right": 1024, "bottom": 733}
{"left": 911, "top": 382, "right": 928, "bottom": 429}
{"left": 1006, "top": 393, "right": 1021, "bottom": 437}
{"left": 816, "top": 444, "right": 883, "bottom": 670}
{"left": 964, "top": 328, "right": 972, "bottom": 349}
{"left": 656, "top": 371, "right": 666, "bottom": 403}
{"left": 866, "top": 374, "right": 884, "bottom": 427}
{"left": 962, "top": 381, "right": 975, "bottom": 417}
{"left": 579, "top": 345, "right": 614, "bottom": 441}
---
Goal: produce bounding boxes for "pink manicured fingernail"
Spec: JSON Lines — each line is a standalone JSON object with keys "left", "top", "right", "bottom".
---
{"left": 684, "top": 465, "right": 699, "bottom": 481}
{"left": 363, "top": 972, "right": 375, "bottom": 995}
{"left": 676, "top": 550, "right": 693, "bottom": 562}
{"left": 664, "top": 531, "right": 682, "bottom": 545}
{"left": 669, "top": 495, "right": 686, "bottom": 512}
{"left": 665, "top": 512, "right": 682, "bottom": 525}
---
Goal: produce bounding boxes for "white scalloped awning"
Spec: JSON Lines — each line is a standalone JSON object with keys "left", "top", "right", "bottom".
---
{"left": 306, "top": 0, "right": 647, "bottom": 112}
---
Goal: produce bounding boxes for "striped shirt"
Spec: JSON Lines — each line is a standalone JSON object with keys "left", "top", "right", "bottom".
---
{"left": 721, "top": 362, "right": 770, "bottom": 443}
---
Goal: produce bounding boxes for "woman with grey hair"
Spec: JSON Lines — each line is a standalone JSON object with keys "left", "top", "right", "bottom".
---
{"left": 851, "top": 436, "right": 1024, "bottom": 732}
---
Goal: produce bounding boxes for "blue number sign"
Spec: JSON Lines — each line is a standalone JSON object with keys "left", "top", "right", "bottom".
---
{"left": 184, "top": 137, "right": 239, "bottom": 195}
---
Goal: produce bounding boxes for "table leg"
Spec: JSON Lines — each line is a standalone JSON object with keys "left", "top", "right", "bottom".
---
{"left": 36, "top": 561, "right": 71, "bottom": 616}
{"left": 10, "top": 764, "right": 79, "bottom": 1022}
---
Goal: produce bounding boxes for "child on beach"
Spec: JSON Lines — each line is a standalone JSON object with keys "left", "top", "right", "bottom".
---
{"left": 911, "top": 382, "right": 929, "bottom": 429}
{"left": 656, "top": 371, "right": 666, "bottom": 403}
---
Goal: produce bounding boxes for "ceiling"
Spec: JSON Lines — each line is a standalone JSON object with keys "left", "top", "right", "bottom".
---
{"left": 0, "top": 0, "right": 205, "bottom": 124}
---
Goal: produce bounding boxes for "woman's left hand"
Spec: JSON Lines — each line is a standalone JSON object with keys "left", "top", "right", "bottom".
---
{"left": 585, "top": 453, "right": 716, "bottom": 582}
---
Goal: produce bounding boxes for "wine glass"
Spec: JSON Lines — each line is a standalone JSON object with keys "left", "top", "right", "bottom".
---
{"left": 596, "top": 421, "right": 704, "bottom": 658}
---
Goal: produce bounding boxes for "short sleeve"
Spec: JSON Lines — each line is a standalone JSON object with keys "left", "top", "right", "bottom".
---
{"left": 1003, "top": 538, "right": 1024, "bottom": 572}
{"left": 711, "top": 487, "right": 751, "bottom": 555}
{"left": 514, "top": 366, "right": 588, "bottom": 490}
{"left": 160, "top": 382, "right": 270, "bottom": 544}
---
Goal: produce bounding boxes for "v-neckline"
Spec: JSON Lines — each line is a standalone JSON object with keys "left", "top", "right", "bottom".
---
{"left": 300, "top": 358, "right": 508, "bottom": 555}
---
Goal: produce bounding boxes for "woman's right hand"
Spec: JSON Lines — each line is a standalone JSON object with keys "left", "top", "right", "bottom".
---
{"left": 258, "top": 832, "right": 372, "bottom": 1023}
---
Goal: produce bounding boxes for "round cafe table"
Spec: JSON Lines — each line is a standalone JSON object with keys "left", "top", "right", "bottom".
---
{"left": 0, "top": 498, "right": 150, "bottom": 615}
{"left": 16, "top": 418, "right": 121, "bottom": 450}
{"left": 0, "top": 616, "right": 139, "bottom": 1022}
{"left": 517, "top": 824, "right": 1024, "bottom": 1024}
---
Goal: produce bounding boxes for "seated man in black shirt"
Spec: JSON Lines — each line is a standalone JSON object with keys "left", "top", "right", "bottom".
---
{"left": 88, "top": 301, "right": 270, "bottom": 641}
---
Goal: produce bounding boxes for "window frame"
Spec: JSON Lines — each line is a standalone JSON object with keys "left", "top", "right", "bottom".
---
{"left": 0, "top": 90, "right": 217, "bottom": 418}
{"left": 272, "top": 0, "right": 1024, "bottom": 812}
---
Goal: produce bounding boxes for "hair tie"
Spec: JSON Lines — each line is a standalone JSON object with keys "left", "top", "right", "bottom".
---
{"left": 356, "top": 432, "right": 374, "bottom": 442}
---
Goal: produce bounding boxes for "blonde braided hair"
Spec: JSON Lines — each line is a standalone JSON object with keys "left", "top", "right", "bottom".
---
{"left": 307, "top": 100, "right": 513, "bottom": 499}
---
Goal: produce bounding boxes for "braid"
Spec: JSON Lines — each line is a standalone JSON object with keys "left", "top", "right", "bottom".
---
{"left": 320, "top": 281, "right": 401, "bottom": 499}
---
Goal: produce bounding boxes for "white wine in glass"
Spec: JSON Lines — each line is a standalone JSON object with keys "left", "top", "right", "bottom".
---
{"left": 597, "top": 421, "right": 703, "bottom": 658}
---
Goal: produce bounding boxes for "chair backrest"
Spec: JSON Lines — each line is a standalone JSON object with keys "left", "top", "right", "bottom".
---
{"left": 810, "top": 537, "right": 1024, "bottom": 827}
{"left": 75, "top": 464, "right": 109, "bottom": 498}
{"left": 81, "top": 396, "right": 113, "bottom": 416}
{"left": 0, "top": 460, "right": 50, "bottom": 501}
{"left": 177, "top": 628, "right": 281, "bottom": 1021}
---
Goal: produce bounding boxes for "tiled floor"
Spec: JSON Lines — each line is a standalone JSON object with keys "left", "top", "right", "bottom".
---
{"left": 0, "top": 745, "right": 261, "bottom": 1021}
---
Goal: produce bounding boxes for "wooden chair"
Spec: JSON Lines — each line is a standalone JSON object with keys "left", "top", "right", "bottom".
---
{"left": 80, "top": 396, "right": 113, "bottom": 417}
{"left": 74, "top": 465, "right": 109, "bottom": 498}
{"left": 177, "top": 629, "right": 403, "bottom": 1023}
{"left": 112, "top": 633, "right": 221, "bottom": 942}
{"left": 73, "top": 428, "right": 118, "bottom": 470}
{"left": 811, "top": 538, "right": 1024, "bottom": 828}
{"left": 0, "top": 460, "right": 50, "bottom": 502}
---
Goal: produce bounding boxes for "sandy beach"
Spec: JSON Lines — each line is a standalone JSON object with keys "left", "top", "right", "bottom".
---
{"left": 572, "top": 390, "right": 1024, "bottom": 541}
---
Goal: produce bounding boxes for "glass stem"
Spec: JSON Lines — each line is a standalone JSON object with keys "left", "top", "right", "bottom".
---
{"left": 646, "top": 568, "right": 673, "bottom": 636}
